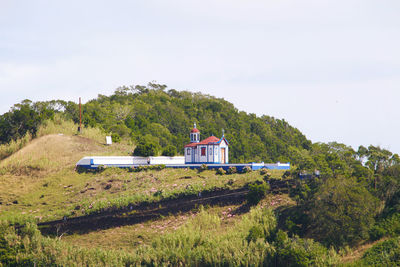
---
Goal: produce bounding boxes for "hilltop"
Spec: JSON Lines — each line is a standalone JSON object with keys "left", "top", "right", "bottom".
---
{"left": 0, "top": 84, "right": 311, "bottom": 164}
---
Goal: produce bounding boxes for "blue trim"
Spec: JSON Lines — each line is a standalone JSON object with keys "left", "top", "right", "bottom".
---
{"left": 77, "top": 163, "right": 290, "bottom": 171}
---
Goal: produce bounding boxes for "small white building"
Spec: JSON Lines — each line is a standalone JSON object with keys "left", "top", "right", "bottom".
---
{"left": 184, "top": 123, "right": 229, "bottom": 164}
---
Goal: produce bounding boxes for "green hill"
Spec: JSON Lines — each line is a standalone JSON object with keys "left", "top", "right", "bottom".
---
{"left": 0, "top": 83, "right": 311, "bottom": 164}
{"left": 1, "top": 83, "right": 400, "bottom": 266}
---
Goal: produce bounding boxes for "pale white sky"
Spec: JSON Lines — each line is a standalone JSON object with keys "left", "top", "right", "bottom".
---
{"left": 1, "top": 0, "right": 399, "bottom": 153}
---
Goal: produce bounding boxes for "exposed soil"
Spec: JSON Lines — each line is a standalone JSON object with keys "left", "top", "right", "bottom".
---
{"left": 38, "top": 188, "right": 248, "bottom": 235}
{"left": 37, "top": 179, "right": 295, "bottom": 236}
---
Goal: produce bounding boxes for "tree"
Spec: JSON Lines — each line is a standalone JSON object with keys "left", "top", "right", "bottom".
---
{"left": 162, "top": 145, "right": 177, "bottom": 156}
{"left": 309, "top": 177, "right": 380, "bottom": 247}
{"left": 133, "top": 141, "right": 159, "bottom": 156}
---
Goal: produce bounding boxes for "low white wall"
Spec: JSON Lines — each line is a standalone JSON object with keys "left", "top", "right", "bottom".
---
{"left": 92, "top": 156, "right": 135, "bottom": 165}
{"left": 149, "top": 156, "right": 185, "bottom": 165}
{"left": 78, "top": 156, "right": 185, "bottom": 166}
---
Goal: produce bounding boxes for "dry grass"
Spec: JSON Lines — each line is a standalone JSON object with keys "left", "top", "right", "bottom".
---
{"left": 0, "top": 131, "right": 285, "bottom": 224}
{"left": 1, "top": 134, "right": 99, "bottom": 172}
{"left": 0, "top": 132, "right": 32, "bottom": 161}
{"left": 0, "top": 133, "right": 133, "bottom": 222}
{"left": 61, "top": 204, "right": 248, "bottom": 252}
{"left": 37, "top": 115, "right": 106, "bottom": 143}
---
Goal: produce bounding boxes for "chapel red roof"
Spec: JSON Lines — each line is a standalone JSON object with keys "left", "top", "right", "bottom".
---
{"left": 184, "top": 136, "right": 220, "bottom": 147}
{"left": 190, "top": 128, "right": 200, "bottom": 133}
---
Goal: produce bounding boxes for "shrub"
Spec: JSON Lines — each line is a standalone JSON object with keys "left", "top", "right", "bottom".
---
{"left": 153, "top": 164, "right": 166, "bottom": 171}
{"left": 242, "top": 166, "right": 252, "bottom": 173}
{"left": 133, "top": 141, "right": 159, "bottom": 156}
{"left": 369, "top": 225, "right": 387, "bottom": 241}
{"left": 199, "top": 164, "right": 208, "bottom": 172}
{"left": 111, "top": 133, "right": 121, "bottom": 143}
{"left": 362, "top": 238, "right": 400, "bottom": 266}
{"left": 259, "top": 168, "right": 269, "bottom": 175}
{"left": 270, "top": 232, "right": 333, "bottom": 267}
{"left": 96, "top": 165, "right": 106, "bottom": 172}
{"left": 162, "top": 145, "right": 177, "bottom": 156}
{"left": 227, "top": 166, "right": 237, "bottom": 174}
{"left": 246, "top": 225, "right": 265, "bottom": 243}
{"left": 247, "top": 182, "right": 269, "bottom": 205}
{"left": 216, "top": 168, "right": 226, "bottom": 175}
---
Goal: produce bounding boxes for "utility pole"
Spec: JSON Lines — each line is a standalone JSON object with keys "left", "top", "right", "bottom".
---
{"left": 78, "top": 97, "right": 82, "bottom": 133}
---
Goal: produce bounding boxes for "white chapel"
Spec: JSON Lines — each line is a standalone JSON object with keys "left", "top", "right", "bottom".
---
{"left": 184, "top": 123, "right": 229, "bottom": 164}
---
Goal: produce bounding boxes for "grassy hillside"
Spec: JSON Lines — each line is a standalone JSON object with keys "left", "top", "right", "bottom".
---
{"left": 1, "top": 128, "right": 324, "bottom": 266}
{"left": 0, "top": 124, "right": 283, "bottom": 225}
{"left": 1, "top": 85, "right": 400, "bottom": 266}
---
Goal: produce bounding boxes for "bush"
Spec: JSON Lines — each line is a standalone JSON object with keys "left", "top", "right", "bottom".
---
{"left": 216, "top": 168, "right": 226, "bottom": 175}
{"left": 97, "top": 165, "right": 106, "bottom": 172}
{"left": 153, "top": 164, "right": 166, "bottom": 171}
{"left": 227, "top": 166, "right": 237, "bottom": 174}
{"left": 133, "top": 141, "right": 159, "bottom": 156}
{"left": 199, "top": 164, "right": 208, "bottom": 172}
{"left": 162, "top": 145, "right": 177, "bottom": 156}
{"left": 270, "top": 231, "right": 333, "bottom": 267}
{"left": 247, "top": 182, "right": 269, "bottom": 205}
{"left": 242, "top": 166, "right": 252, "bottom": 173}
{"left": 362, "top": 238, "right": 400, "bottom": 266}
{"left": 246, "top": 225, "right": 265, "bottom": 243}
{"left": 259, "top": 168, "right": 269, "bottom": 176}
{"left": 369, "top": 225, "right": 387, "bottom": 241}
{"left": 111, "top": 133, "right": 121, "bottom": 143}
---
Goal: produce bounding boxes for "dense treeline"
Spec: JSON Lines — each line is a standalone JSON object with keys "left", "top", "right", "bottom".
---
{"left": 285, "top": 143, "right": 400, "bottom": 248}
{"left": 0, "top": 83, "right": 311, "bottom": 163}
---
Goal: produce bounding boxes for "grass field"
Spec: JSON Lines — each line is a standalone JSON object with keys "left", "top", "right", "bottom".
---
{"left": 0, "top": 126, "right": 285, "bottom": 225}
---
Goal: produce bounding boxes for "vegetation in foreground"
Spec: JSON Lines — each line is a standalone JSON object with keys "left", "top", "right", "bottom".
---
{"left": 0, "top": 205, "right": 340, "bottom": 266}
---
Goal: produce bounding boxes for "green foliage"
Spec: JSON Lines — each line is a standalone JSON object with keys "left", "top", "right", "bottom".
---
{"left": 308, "top": 177, "right": 380, "bottom": 247}
{"left": 161, "top": 145, "right": 177, "bottom": 156}
{"left": 362, "top": 237, "right": 400, "bottom": 266}
{"left": 0, "top": 204, "right": 339, "bottom": 266}
{"left": 242, "top": 166, "right": 252, "bottom": 173}
{"left": 133, "top": 141, "right": 159, "bottom": 156}
{"left": 111, "top": 132, "right": 120, "bottom": 143}
{"left": 216, "top": 167, "right": 226, "bottom": 175}
{"left": 1, "top": 83, "right": 313, "bottom": 164}
{"left": 247, "top": 181, "right": 270, "bottom": 205}
{"left": 0, "top": 100, "right": 54, "bottom": 144}
{"left": 246, "top": 225, "right": 265, "bottom": 242}
{"left": 370, "top": 213, "right": 400, "bottom": 241}
{"left": 368, "top": 224, "right": 387, "bottom": 241}
{"left": 227, "top": 166, "right": 237, "bottom": 174}
{"left": 199, "top": 164, "right": 208, "bottom": 172}
{"left": 270, "top": 230, "right": 334, "bottom": 267}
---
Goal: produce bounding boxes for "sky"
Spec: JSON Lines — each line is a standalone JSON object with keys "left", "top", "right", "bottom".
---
{"left": 1, "top": 0, "right": 399, "bottom": 154}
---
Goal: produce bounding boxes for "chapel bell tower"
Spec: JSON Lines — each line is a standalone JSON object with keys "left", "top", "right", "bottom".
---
{"left": 190, "top": 122, "right": 200, "bottom": 143}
